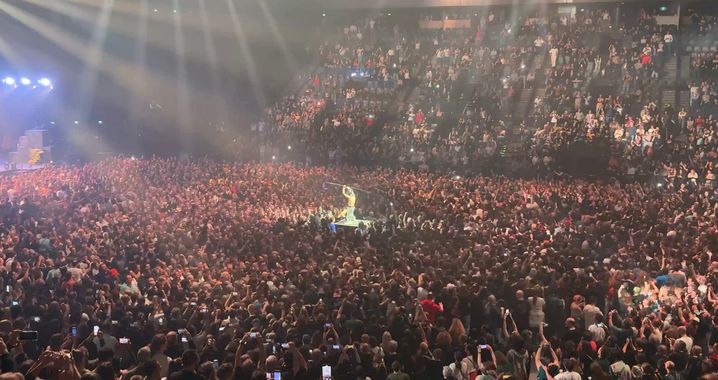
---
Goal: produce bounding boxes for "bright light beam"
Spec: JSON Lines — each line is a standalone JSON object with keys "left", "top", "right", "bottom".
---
{"left": 171, "top": 0, "right": 192, "bottom": 153}
{"left": 0, "top": 0, "right": 200, "bottom": 114}
{"left": 128, "top": 0, "right": 148, "bottom": 150}
{"left": 225, "top": 0, "right": 266, "bottom": 109}
{"left": 256, "top": 0, "right": 298, "bottom": 73}
{"left": 0, "top": 34, "right": 24, "bottom": 68}
{"left": 198, "top": 0, "right": 230, "bottom": 131}
{"left": 0, "top": 0, "right": 117, "bottom": 155}
{"left": 75, "top": 0, "right": 115, "bottom": 127}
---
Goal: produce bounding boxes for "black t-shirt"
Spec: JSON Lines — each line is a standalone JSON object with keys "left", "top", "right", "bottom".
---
{"left": 168, "top": 369, "right": 205, "bottom": 380}
{"left": 668, "top": 351, "right": 688, "bottom": 371}
{"left": 563, "top": 327, "right": 582, "bottom": 346}
{"left": 512, "top": 299, "right": 531, "bottom": 331}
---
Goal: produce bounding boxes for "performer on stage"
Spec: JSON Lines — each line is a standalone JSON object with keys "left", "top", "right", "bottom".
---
{"left": 337, "top": 185, "right": 356, "bottom": 222}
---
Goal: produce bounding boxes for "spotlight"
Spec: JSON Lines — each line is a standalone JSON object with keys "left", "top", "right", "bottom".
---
{"left": 322, "top": 13, "right": 326, "bottom": 17}
{"left": 131, "top": 156, "right": 137, "bottom": 160}
{"left": 272, "top": 155, "right": 276, "bottom": 160}
{"left": 74, "top": 121, "right": 79, "bottom": 125}
{"left": 153, "top": 8, "right": 158, "bottom": 13}
{"left": 19, "top": 77, "right": 31, "bottom": 86}
{"left": 287, "top": 145, "right": 292, "bottom": 150}
{"left": 98, "top": 120, "right": 103, "bottom": 125}
{"left": 38, "top": 78, "right": 52, "bottom": 87}
{"left": 2, "top": 77, "right": 15, "bottom": 86}
{"left": 410, "top": 148, "right": 414, "bottom": 152}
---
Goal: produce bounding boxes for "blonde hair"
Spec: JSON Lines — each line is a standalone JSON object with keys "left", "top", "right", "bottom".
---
{"left": 448, "top": 318, "right": 466, "bottom": 343}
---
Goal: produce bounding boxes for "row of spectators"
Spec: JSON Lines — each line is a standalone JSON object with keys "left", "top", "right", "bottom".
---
{"left": 255, "top": 8, "right": 687, "bottom": 172}
{"left": 249, "top": 6, "right": 718, "bottom": 178}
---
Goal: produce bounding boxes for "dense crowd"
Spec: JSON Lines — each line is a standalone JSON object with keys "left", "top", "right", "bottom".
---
{"left": 7, "top": 4, "right": 718, "bottom": 380}
{"left": 0, "top": 158, "right": 716, "bottom": 380}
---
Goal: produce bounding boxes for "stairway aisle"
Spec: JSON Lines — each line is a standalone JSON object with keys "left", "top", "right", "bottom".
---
{"left": 663, "top": 55, "right": 678, "bottom": 83}
{"left": 679, "top": 55, "right": 691, "bottom": 81}
{"left": 661, "top": 89, "right": 676, "bottom": 107}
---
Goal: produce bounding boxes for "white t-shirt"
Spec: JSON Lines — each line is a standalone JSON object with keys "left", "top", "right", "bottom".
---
{"left": 588, "top": 323, "right": 607, "bottom": 343}
{"left": 555, "top": 371, "right": 582, "bottom": 380}
{"left": 92, "top": 334, "right": 118, "bottom": 351}
{"left": 676, "top": 335, "right": 693, "bottom": 351}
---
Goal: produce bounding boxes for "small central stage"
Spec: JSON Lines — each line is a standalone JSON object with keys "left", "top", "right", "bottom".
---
{"left": 334, "top": 218, "right": 375, "bottom": 229}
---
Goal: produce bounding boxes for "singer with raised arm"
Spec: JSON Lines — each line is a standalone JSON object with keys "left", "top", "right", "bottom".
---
{"left": 337, "top": 185, "right": 356, "bottom": 222}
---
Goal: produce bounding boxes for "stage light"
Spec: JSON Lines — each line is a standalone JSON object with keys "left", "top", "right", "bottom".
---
{"left": 272, "top": 155, "right": 276, "bottom": 160}
{"left": 154, "top": 8, "right": 158, "bottom": 13}
{"left": 2, "top": 77, "right": 15, "bottom": 86}
{"left": 74, "top": 121, "right": 79, "bottom": 125}
{"left": 410, "top": 148, "right": 414, "bottom": 152}
{"left": 131, "top": 156, "right": 137, "bottom": 160}
{"left": 98, "top": 120, "right": 103, "bottom": 125}
{"left": 322, "top": 13, "right": 326, "bottom": 17}
{"left": 387, "top": 12, "right": 392, "bottom": 16}
{"left": 50, "top": 121, "right": 55, "bottom": 125}
{"left": 287, "top": 145, "right": 292, "bottom": 150}
{"left": 20, "top": 77, "right": 31, "bottom": 86}
{"left": 38, "top": 78, "right": 52, "bottom": 87}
